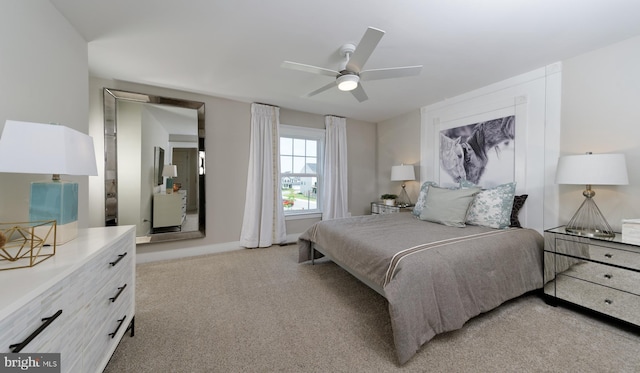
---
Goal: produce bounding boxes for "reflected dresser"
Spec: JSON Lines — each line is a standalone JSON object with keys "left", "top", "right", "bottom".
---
{"left": 0, "top": 226, "right": 135, "bottom": 372}
{"left": 544, "top": 226, "right": 640, "bottom": 328}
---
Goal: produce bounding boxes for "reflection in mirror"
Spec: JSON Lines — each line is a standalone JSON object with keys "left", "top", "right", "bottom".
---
{"left": 104, "top": 88, "right": 205, "bottom": 244}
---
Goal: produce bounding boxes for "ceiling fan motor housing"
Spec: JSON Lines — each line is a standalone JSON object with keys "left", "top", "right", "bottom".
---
{"left": 336, "top": 71, "right": 359, "bottom": 91}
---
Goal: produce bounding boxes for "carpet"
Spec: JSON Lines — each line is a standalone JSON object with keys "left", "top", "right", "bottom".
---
{"left": 104, "top": 244, "right": 640, "bottom": 372}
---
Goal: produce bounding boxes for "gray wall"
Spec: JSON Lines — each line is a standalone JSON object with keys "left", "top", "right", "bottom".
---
{"left": 88, "top": 78, "right": 377, "bottom": 257}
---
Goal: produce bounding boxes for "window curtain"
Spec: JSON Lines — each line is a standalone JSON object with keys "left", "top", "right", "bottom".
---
{"left": 322, "top": 115, "right": 348, "bottom": 220}
{"left": 239, "top": 103, "right": 286, "bottom": 248}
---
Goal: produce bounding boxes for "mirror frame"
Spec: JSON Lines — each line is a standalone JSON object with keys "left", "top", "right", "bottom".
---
{"left": 103, "top": 88, "right": 206, "bottom": 243}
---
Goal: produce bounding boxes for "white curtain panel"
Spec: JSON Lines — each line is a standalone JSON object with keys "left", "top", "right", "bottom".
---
{"left": 322, "top": 116, "right": 349, "bottom": 220}
{"left": 239, "top": 103, "right": 286, "bottom": 248}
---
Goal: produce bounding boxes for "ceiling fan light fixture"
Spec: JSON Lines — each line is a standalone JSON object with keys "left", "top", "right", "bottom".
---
{"left": 337, "top": 74, "right": 359, "bottom": 91}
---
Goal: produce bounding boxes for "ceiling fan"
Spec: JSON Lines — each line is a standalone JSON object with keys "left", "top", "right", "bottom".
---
{"left": 281, "top": 27, "right": 423, "bottom": 102}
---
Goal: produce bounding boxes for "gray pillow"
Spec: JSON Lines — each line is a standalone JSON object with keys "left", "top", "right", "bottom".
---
{"left": 419, "top": 186, "right": 480, "bottom": 227}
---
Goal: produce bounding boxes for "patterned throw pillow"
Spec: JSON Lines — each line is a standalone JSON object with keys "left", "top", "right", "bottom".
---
{"left": 510, "top": 194, "right": 528, "bottom": 228}
{"left": 465, "top": 182, "right": 516, "bottom": 229}
{"left": 412, "top": 181, "right": 438, "bottom": 217}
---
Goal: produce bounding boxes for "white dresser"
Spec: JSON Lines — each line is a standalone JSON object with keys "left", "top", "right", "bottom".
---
{"left": 153, "top": 190, "right": 187, "bottom": 230}
{"left": 0, "top": 226, "right": 136, "bottom": 373}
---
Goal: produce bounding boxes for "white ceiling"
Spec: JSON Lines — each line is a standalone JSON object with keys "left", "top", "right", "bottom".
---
{"left": 50, "top": 0, "right": 640, "bottom": 123}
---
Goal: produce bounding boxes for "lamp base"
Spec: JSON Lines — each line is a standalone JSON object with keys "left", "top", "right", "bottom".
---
{"left": 166, "top": 178, "right": 174, "bottom": 194}
{"left": 396, "top": 185, "right": 412, "bottom": 208}
{"left": 33, "top": 220, "right": 77, "bottom": 245}
{"left": 565, "top": 196, "right": 615, "bottom": 238}
{"left": 29, "top": 180, "right": 79, "bottom": 244}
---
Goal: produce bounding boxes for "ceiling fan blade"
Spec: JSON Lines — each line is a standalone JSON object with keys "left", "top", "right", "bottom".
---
{"left": 360, "top": 65, "right": 423, "bottom": 81}
{"left": 306, "top": 81, "right": 337, "bottom": 97}
{"left": 351, "top": 84, "right": 368, "bottom": 103}
{"left": 346, "top": 27, "right": 385, "bottom": 73}
{"left": 281, "top": 61, "right": 338, "bottom": 78}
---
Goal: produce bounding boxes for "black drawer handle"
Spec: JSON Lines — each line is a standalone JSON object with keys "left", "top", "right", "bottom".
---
{"left": 9, "top": 310, "right": 62, "bottom": 352}
{"left": 604, "top": 253, "right": 613, "bottom": 258}
{"left": 109, "top": 315, "right": 127, "bottom": 339}
{"left": 109, "top": 252, "right": 127, "bottom": 267}
{"left": 604, "top": 299, "right": 613, "bottom": 305}
{"left": 109, "top": 284, "right": 127, "bottom": 303}
{"left": 604, "top": 274, "right": 613, "bottom": 279}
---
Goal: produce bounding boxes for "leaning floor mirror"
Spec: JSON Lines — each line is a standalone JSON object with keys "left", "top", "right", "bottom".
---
{"left": 104, "top": 88, "right": 206, "bottom": 244}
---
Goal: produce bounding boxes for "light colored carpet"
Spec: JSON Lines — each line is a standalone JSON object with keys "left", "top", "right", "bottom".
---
{"left": 105, "top": 244, "right": 640, "bottom": 373}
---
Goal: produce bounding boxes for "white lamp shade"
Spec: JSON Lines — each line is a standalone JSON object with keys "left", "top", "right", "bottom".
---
{"left": 555, "top": 153, "right": 628, "bottom": 185}
{"left": 0, "top": 120, "right": 98, "bottom": 176}
{"left": 391, "top": 164, "right": 416, "bottom": 181}
{"left": 162, "top": 164, "right": 177, "bottom": 178}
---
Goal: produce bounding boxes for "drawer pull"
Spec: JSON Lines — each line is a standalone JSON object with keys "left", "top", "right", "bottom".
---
{"left": 9, "top": 309, "right": 62, "bottom": 352}
{"left": 604, "top": 274, "right": 613, "bottom": 279}
{"left": 109, "top": 252, "right": 128, "bottom": 267}
{"left": 109, "top": 284, "right": 127, "bottom": 303}
{"left": 604, "top": 299, "right": 613, "bottom": 305}
{"left": 109, "top": 315, "right": 127, "bottom": 339}
{"left": 604, "top": 253, "right": 613, "bottom": 258}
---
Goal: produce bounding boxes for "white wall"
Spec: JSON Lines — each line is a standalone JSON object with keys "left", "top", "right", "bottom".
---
{"left": 560, "top": 35, "right": 640, "bottom": 232}
{"left": 0, "top": 1, "right": 89, "bottom": 224}
{"left": 379, "top": 35, "right": 640, "bottom": 233}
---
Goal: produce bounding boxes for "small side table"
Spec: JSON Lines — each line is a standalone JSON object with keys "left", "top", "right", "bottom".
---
{"left": 543, "top": 226, "right": 640, "bottom": 328}
{"left": 370, "top": 202, "right": 413, "bottom": 215}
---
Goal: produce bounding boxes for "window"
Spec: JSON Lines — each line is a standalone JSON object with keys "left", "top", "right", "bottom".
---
{"left": 279, "top": 125, "right": 324, "bottom": 217}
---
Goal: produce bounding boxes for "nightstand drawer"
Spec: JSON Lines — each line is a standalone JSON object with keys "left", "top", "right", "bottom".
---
{"left": 554, "top": 275, "right": 640, "bottom": 326}
{"left": 555, "top": 238, "right": 640, "bottom": 270}
{"left": 556, "top": 260, "right": 640, "bottom": 295}
{"left": 587, "top": 244, "right": 640, "bottom": 271}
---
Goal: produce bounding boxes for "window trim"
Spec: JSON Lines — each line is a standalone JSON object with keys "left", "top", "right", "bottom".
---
{"left": 279, "top": 124, "right": 325, "bottom": 218}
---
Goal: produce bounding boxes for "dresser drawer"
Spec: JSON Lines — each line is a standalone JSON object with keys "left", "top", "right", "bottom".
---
{"left": 84, "top": 234, "right": 132, "bottom": 294}
{"left": 83, "top": 296, "right": 133, "bottom": 371}
{"left": 556, "top": 259, "right": 640, "bottom": 295}
{"left": 554, "top": 275, "right": 640, "bottom": 326}
{"left": 0, "top": 271, "right": 83, "bottom": 370}
{"left": 83, "top": 273, "right": 133, "bottom": 346}
{"left": 555, "top": 238, "right": 640, "bottom": 271}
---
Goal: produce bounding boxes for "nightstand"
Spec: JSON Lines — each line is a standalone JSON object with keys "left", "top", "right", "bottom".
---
{"left": 543, "top": 226, "right": 640, "bottom": 328}
{"left": 370, "top": 202, "right": 413, "bottom": 215}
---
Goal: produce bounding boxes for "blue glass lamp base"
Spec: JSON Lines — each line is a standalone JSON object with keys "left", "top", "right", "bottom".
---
{"left": 29, "top": 180, "right": 78, "bottom": 244}
{"left": 166, "top": 178, "right": 174, "bottom": 194}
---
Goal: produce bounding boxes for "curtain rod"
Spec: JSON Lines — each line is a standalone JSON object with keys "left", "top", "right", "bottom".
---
{"left": 252, "top": 102, "right": 279, "bottom": 108}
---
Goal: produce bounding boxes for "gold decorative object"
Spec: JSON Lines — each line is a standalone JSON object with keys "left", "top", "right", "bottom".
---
{"left": 0, "top": 220, "right": 57, "bottom": 270}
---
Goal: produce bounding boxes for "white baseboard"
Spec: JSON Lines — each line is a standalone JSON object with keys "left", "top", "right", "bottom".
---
{"left": 136, "top": 233, "right": 301, "bottom": 264}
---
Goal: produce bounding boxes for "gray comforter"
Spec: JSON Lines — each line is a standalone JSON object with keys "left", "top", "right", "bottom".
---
{"left": 298, "top": 213, "right": 544, "bottom": 364}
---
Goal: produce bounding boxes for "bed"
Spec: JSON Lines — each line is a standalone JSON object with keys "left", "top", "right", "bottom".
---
{"left": 298, "top": 211, "right": 544, "bottom": 365}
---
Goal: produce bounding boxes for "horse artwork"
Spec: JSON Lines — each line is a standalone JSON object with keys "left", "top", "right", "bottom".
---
{"left": 439, "top": 133, "right": 466, "bottom": 183}
{"left": 440, "top": 115, "right": 515, "bottom": 186}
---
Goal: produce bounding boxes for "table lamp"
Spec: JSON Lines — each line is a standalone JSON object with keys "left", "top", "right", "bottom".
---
{"left": 555, "top": 152, "right": 628, "bottom": 238}
{"left": 162, "top": 164, "right": 177, "bottom": 194}
{"left": 391, "top": 164, "right": 415, "bottom": 208}
{"left": 0, "top": 120, "right": 98, "bottom": 244}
